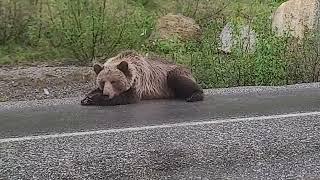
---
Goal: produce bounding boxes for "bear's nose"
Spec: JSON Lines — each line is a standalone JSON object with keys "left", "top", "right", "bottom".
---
{"left": 103, "top": 93, "right": 114, "bottom": 99}
{"left": 102, "top": 91, "right": 109, "bottom": 96}
{"left": 102, "top": 95, "right": 109, "bottom": 99}
{"left": 102, "top": 92, "right": 112, "bottom": 99}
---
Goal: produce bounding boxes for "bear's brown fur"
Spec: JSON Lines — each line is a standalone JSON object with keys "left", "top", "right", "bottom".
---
{"left": 81, "top": 50, "right": 203, "bottom": 106}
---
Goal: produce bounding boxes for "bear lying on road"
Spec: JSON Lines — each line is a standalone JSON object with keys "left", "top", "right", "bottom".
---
{"left": 81, "top": 50, "right": 204, "bottom": 106}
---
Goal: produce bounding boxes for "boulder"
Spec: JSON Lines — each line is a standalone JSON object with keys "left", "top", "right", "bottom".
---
{"left": 219, "top": 23, "right": 256, "bottom": 53}
{"left": 272, "top": 0, "right": 320, "bottom": 39}
{"left": 150, "top": 13, "right": 202, "bottom": 41}
{"left": 219, "top": 23, "right": 233, "bottom": 53}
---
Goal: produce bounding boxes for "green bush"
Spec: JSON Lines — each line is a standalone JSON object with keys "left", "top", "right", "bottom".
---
{"left": 0, "top": 0, "right": 319, "bottom": 88}
{"left": 44, "top": 0, "right": 155, "bottom": 63}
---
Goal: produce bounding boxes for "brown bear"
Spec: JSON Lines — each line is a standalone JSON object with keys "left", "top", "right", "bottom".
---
{"left": 81, "top": 50, "right": 204, "bottom": 106}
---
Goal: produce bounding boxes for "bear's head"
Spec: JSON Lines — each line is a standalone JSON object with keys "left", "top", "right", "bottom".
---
{"left": 93, "top": 61, "right": 133, "bottom": 99}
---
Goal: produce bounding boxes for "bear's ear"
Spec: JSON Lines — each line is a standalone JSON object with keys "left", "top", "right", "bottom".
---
{"left": 93, "top": 63, "right": 103, "bottom": 75}
{"left": 117, "top": 61, "right": 130, "bottom": 76}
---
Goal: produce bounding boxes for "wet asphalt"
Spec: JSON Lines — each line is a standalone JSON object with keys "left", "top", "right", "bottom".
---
{"left": 1, "top": 83, "right": 320, "bottom": 179}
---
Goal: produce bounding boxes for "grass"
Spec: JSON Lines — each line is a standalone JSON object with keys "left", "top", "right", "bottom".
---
{"left": 0, "top": 0, "right": 319, "bottom": 88}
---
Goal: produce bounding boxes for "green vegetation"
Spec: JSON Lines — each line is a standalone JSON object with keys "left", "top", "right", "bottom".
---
{"left": 0, "top": 0, "right": 319, "bottom": 88}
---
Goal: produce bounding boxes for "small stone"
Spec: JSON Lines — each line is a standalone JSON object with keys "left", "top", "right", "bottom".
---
{"left": 43, "top": 88, "right": 50, "bottom": 95}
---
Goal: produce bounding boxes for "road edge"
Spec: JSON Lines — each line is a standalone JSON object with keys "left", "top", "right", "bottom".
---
{"left": 1, "top": 82, "right": 319, "bottom": 110}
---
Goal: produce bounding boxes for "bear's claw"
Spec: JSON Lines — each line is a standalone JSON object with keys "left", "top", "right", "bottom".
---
{"left": 186, "top": 91, "right": 204, "bottom": 102}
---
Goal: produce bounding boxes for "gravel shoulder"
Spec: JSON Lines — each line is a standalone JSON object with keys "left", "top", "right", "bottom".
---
{"left": 1, "top": 66, "right": 320, "bottom": 103}
{"left": 0, "top": 66, "right": 96, "bottom": 102}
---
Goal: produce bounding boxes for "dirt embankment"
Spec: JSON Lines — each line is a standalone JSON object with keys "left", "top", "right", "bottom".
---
{"left": 0, "top": 66, "right": 97, "bottom": 102}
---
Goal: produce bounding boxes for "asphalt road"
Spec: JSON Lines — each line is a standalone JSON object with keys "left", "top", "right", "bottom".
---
{"left": 1, "top": 83, "right": 320, "bottom": 179}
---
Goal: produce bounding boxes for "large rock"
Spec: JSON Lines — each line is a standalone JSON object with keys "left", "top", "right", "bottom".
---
{"left": 219, "top": 23, "right": 256, "bottom": 54}
{"left": 219, "top": 23, "right": 233, "bottom": 53}
{"left": 150, "top": 13, "right": 202, "bottom": 41}
{"left": 272, "top": 0, "right": 320, "bottom": 39}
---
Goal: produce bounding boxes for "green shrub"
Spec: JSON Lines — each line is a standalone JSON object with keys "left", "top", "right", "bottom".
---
{"left": 44, "top": 0, "right": 154, "bottom": 63}
{"left": 0, "top": 0, "right": 319, "bottom": 88}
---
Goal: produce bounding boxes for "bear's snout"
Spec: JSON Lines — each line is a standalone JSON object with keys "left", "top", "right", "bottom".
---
{"left": 102, "top": 93, "right": 113, "bottom": 99}
{"left": 103, "top": 83, "right": 116, "bottom": 99}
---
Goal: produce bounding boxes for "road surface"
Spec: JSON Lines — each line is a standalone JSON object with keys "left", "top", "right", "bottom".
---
{"left": 1, "top": 83, "right": 320, "bottom": 179}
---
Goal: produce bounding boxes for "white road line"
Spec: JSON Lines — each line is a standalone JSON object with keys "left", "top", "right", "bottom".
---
{"left": 1, "top": 111, "right": 320, "bottom": 143}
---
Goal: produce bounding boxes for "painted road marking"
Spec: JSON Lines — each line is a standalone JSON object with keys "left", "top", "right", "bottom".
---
{"left": 1, "top": 111, "right": 320, "bottom": 143}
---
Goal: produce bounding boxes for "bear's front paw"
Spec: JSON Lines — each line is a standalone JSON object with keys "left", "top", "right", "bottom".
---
{"left": 186, "top": 91, "right": 204, "bottom": 102}
{"left": 80, "top": 97, "right": 93, "bottom": 106}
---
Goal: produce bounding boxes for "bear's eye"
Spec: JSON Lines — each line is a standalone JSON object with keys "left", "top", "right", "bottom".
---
{"left": 110, "top": 81, "right": 116, "bottom": 84}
